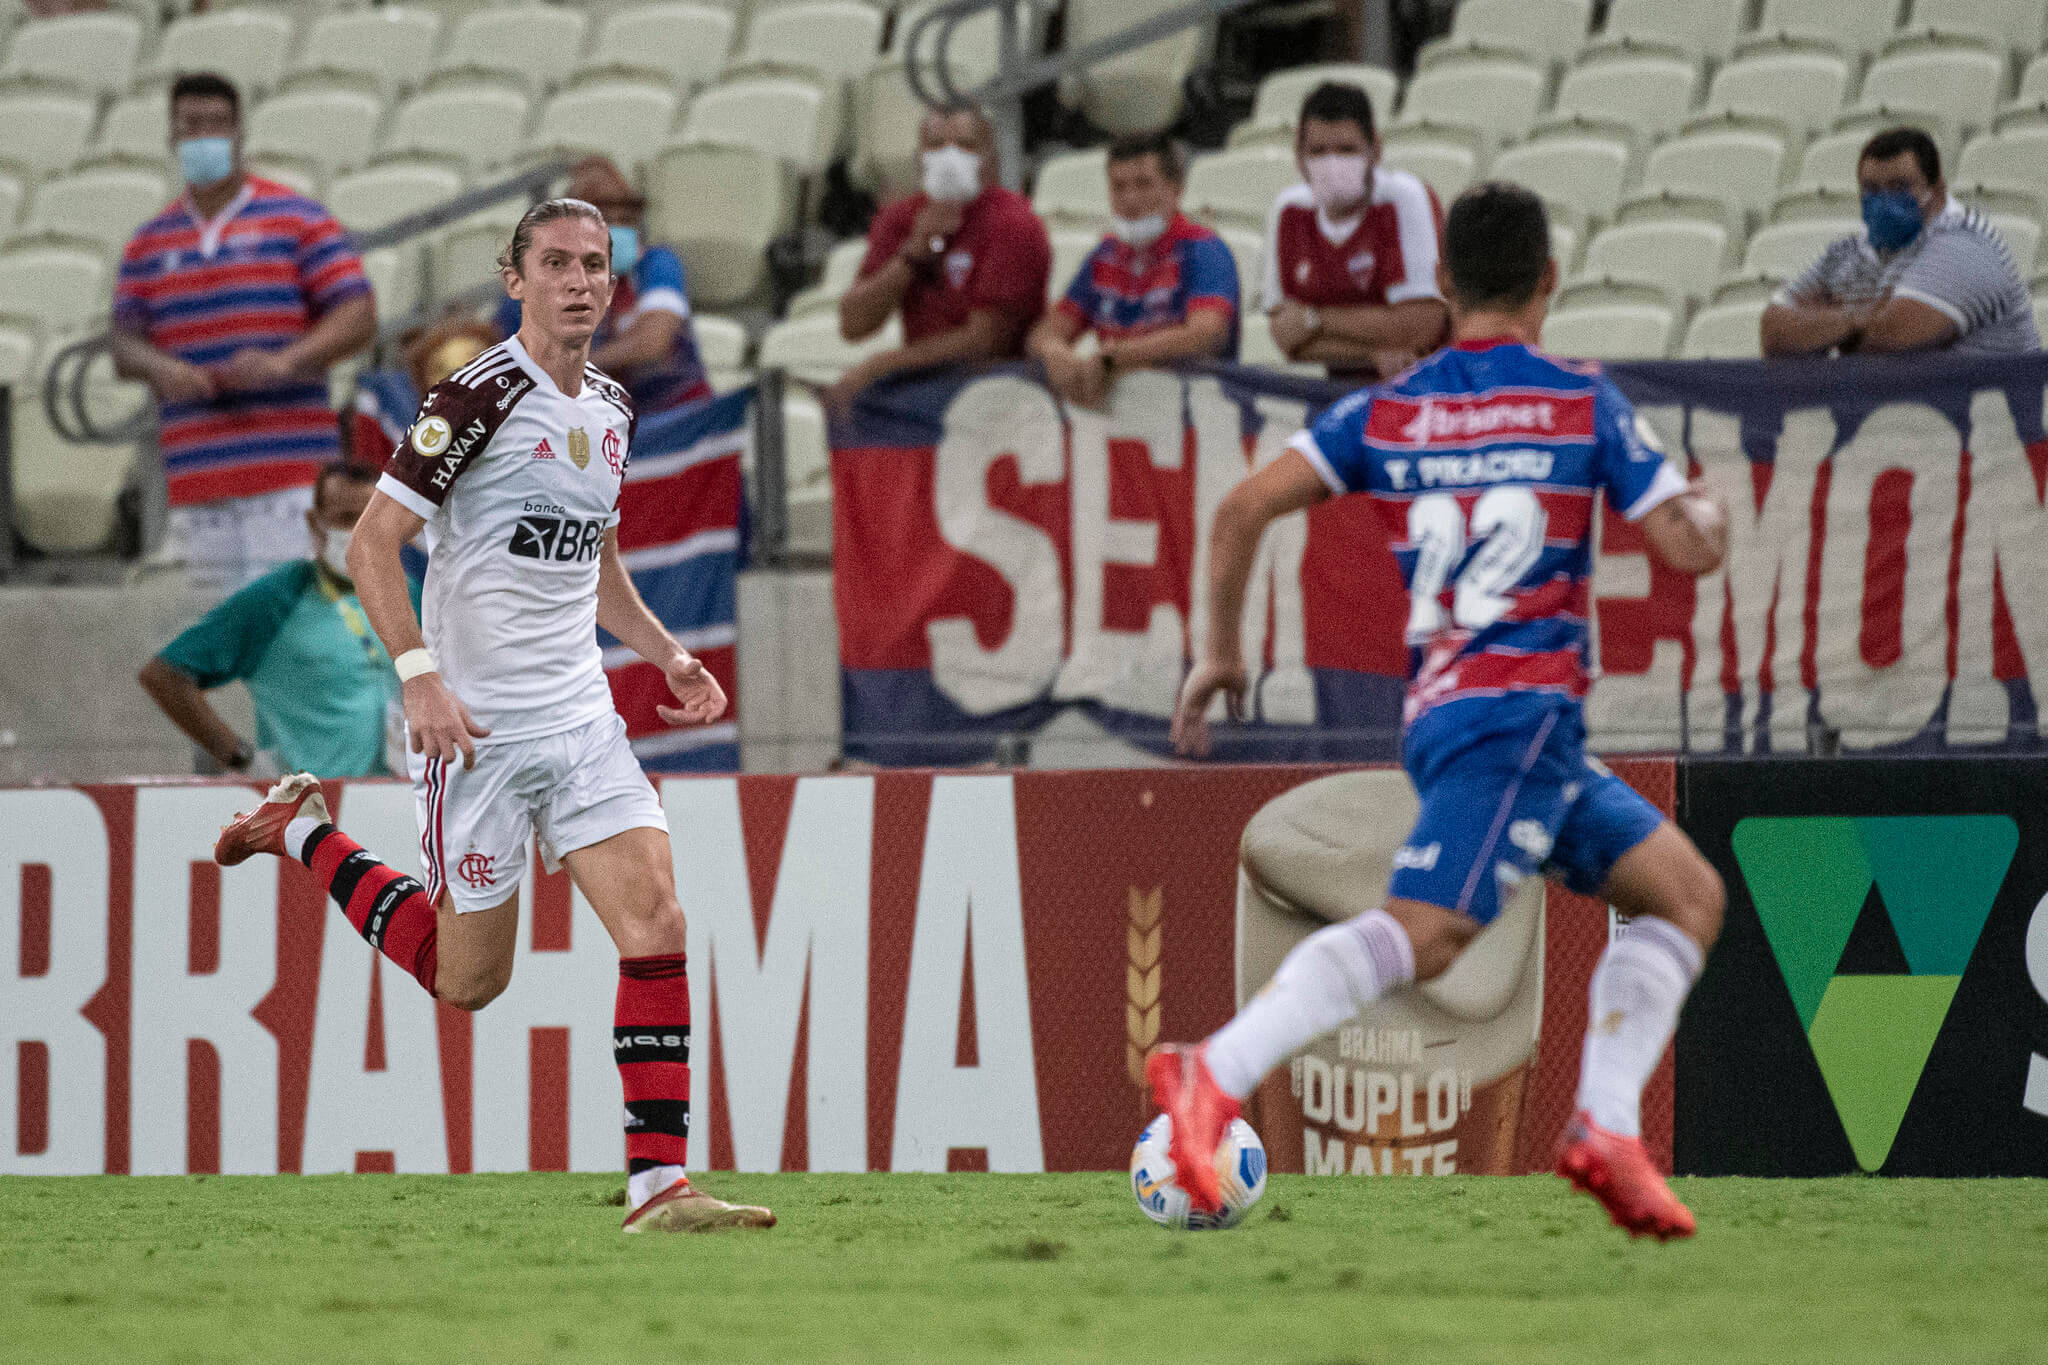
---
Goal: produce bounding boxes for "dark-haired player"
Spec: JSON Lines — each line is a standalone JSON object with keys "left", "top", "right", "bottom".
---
{"left": 1153, "top": 182, "right": 1731, "bottom": 1240}
{"left": 214, "top": 199, "right": 772, "bottom": 1233}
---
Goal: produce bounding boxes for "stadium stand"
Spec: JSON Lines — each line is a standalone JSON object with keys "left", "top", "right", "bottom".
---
{"left": 0, "top": 89, "right": 94, "bottom": 179}
{"left": 1540, "top": 296, "right": 1677, "bottom": 359}
{"left": 1032, "top": 147, "right": 1113, "bottom": 229}
{"left": 1231, "top": 63, "right": 1400, "bottom": 150}
{"left": 1551, "top": 49, "right": 1700, "bottom": 139}
{"left": 692, "top": 311, "right": 751, "bottom": 391}
{"left": 433, "top": 3, "right": 590, "bottom": 91}
{"left": 1581, "top": 219, "right": 1732, "bottom": 305}
{"left": 1061, "top": 0, "right": 1209, "bottom": 136}
{"left": 1637, "top": 121, "right": 1788, "bottom": 223}
{"left": 1396, "top": 50, "right": 1547, "bottom": 148}
{"left": 23, "top": 166, "right": 169, "bottom": 257}
{"left": 1421, "top": 0, "right": 1593, "bottom": 70}
{"left": 0, "top": 8, "right": 144, "bottom": 96}
{"left": 1491, "top": 128, "right": 1632, "bottom": 226}
{"left": 578, "top": 2, "right": 735, "bottom": 91}
{"left": 383, "top": 81, "right": 534, "bottom": 173}
{"left": 245, "top": 88, "right": 386, "bottom": 180}
{"left": 289, "top": 7, "right": 446, "bottom": 98}
{"left": 1754, "top": 0, "right": 1902, "bottom": 60}
{"left": 787, "top": 237, "right": 868, "bottom": 318}
{"left": 0, "top": 238, "right": 104, "bottom": 336}
{"left": 1379, "top": 123, "right": 1482, "bottom": 203}
{"left": 728, "top": 1, "right": 885, "bottom": 87}
{"left": 1182, "top": 145, "right": 1297, "bottom": 231}
{"left": 144, "top": 9, "right": 294, "bottom": 99}
{"left": 90, "top": 92, "right": 172, "bottom": 165}
{"left": 1595, "top": 0, "right": 1745, "bottom": 61}
{"left": 530, "top": 79, "right": 681, "bottom": 173}
{"left": 1703, "top": 42, "right": 1851, "bottom": 137}
{"left": 1680, "top": 297, "right": 1770, "bottom": 358}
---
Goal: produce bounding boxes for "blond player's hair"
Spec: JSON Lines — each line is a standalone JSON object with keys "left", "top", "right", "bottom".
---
{"left": 497, "top": 197, "right": 610, "bottom": 276}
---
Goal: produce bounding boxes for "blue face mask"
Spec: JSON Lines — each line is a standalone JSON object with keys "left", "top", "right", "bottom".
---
{"left": 176, "top": 137, "right": 235, "bottom": 188}
{"left": 608, "top": 225, "right": 640, "bottom": 276}
{"left": 1861, "top": 188, "right": 1926, "bottom": 252}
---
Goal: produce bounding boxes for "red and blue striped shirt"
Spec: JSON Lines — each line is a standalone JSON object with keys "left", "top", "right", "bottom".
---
{"left": 1054, "top": 213, "right": 1240, "bottom": 358}
{"left": 115, "top": 177, "right": 369, "bottom": 506}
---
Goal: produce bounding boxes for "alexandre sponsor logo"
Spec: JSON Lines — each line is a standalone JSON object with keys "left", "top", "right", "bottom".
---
{"left": 1733, "top": 815, "right": 2018, "bottom": 1172}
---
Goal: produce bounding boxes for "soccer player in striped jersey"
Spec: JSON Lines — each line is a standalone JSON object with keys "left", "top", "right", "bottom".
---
{"left": 213, "top": 199, "right": 771, "bottom": 1233}
{"left": 1154, "top": 182, "right": 1732, "bottom": 1240}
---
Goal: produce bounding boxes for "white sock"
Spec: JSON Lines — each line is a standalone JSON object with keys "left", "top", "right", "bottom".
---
{"left": 282, "top": 816, "right": 324, "bottom": 864}
{"left": 628, "top": 1164, "right": 687, "bottom": 1210}
{"left": 1575, "top": 916, "right": 1703, "bottom": 1139}
{"left": 1204, "top": 909, "right": 1415, "bottom": 1100}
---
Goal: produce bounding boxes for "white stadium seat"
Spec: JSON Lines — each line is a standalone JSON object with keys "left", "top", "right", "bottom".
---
{"left": 1743, "top": 218, "right": 1859, "bottom": 278}
{"left": 646, "top": 144, "right": 790, "bottom": 306}
{"left": 1989, "top": 213, "right": 2042, "bottom": 271}
{"left": 1062, "top": 0, "right": 1206, "bottom": 136}
{"left": 729, "top": 0, "right": 885, "bottom": 85}
{"left": 148, "top": 10, "right": 294, "bottom": 98}
{"left": 1859, "top": 37, "right": 2010, "bottom": 137}
{"left": 890, "top": 0, "right": 1036, "bottom": 89}
{"left": 292, "top": 8, "right": 444, "bottom": 98}
{"left": 246, "top": 88, "right": 385, "bottom": 179}
{"left": 1238, "top": 64, "right": 1400, "bottom": 147}
{"left": 1755, "top": 0, "right": 1901, "bottom": 59}
{"left": 0, "top": 171, "right": 22, "bottom": 235}
{"left": 0, "top": 90, "right": 93, "bottom": 178}
{"left": 382, "top": 83, "right": 532, "bottom": 173}
{"left": 0, "top": 239, "right": 107, "bottom": 334}
{"left": 849, "top": 63, "right": 926, "bottom": 196}
{"left": 531, "top": 81, "right": 679, "bottom": 173}
{"left": 1553, "top": 52, "right": 1702, "bottom": 139}
{"left": 1704, "top": 49, "right": 1852, "bottom": 137}
{"left": 1596, "top": 0, "right": 1743, "bottom": 60}
{"left": 680, "top": 76, "right": 832, "bottom": 173}
{"left": 91, "top": 92, "right": 170, "bottom": 164}
{"left": 430, "top": 197, "right": 526, "bottom": 300}
{"left": 1433, "top": 0, "right": 1592, "bottom": 68}
{"left": 23, "top": 166, "right": 169, "bottom": 255}
{"left": 0, "top": 10, "right": 144, "bottom": 95}
{"left": 1047, "top": 225, "right": 1098, "bottom": 301}
{"left": 1680, "top": 298, "right": 1768, "bottom": 359}
{"left": 360, "top": 244, "right": 420, "bottom": 325}
{"left": 693, "top": 312, "right": 748, "bottom": 371}
{"left": 0, "top": 315, "right": 36, "bottom": 387}
{"left": 1908, "top": 0, "right": 2044, "bottom": 56}
{"left": 435, "top": 3, "right": 589, "bottom": 91}
{"left": 1379, "top": 126, "right": 1482, "bottom": 203}
{"left": 1397, "top": 54, "right": 1547, "bottom": 147}
{"left": 581, "top": 3, "right": 735, "bottom": 91}
{"left": 1641, "top": 126, "right": 1788, "bottom": 221}
{"left": 787, "top": 237, "right": 868, "bottom": 317}
{"left": 11, "top": 340, "right": 148, "bottom": 554}
{"left": 1551, "top": 221, "right": 1581, "bottom": 274}
{"left": 1031, "top": 148, "right": 1111, "bottom": 228}
{"left": 1957, "top": 129, "right": 2048, "bottom": 202}
{"left": 1182, "top": 146, "right": 1297, "bottom": 231}
{"left": 1581, "top": 219, "right": 1731, "bottom": 303}
{"left": 1490, "top": 130, "right": 1632, "bottom": 226}
{"left": 2018, "top": 54, "right": 2048, "bottom": 105}
{"left": 1796, "top": 128, "right": 1873, "bottom": 192}
{"left": 757, "top": 309, "right": 900, "bottom": 386}
{"left": 326, "top": 160, "right": 465, "bottom": 232}
{"left": 1540, "top": 302, "right": 1676, "bottom": 358}
{"left": 1215, "top": 223, "right": 1261, "bottom": 302}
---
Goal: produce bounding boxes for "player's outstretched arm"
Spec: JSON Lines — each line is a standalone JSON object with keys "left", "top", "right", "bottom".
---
{"left": 1171, "top": 450, "right": 1331, "bottom": 757}
{"left": 349, "top": 491, "right": 491, "bottom": 769}
{"left": 1640, "top": 478, "right": 1730, "bottom": 577}
{"left": 595, "top": 529, "right": 726, "bottom": 727}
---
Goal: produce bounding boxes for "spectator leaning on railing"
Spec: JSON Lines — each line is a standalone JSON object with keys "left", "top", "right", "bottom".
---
{"left": 111, "top": 72, "right": 377, "bottom": 593}
{"left": 1761, "top": 127, "right": 2041, "bottom": 358}
{"left": 1026, "top": 131, "right": 1239, "bottom": 409}
{"left": 831, "top": 103, "right": 1052, "bottom": 410}
{"left": 138, "top": 462, "right": 419, "bottom": 779}
{"left": 1261, "top": 81, "right": 1449, "bottom": 382}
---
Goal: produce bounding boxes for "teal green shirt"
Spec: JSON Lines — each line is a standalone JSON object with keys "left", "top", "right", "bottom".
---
{"left": 157, "top": 561, "right": 424, "bottom": 778}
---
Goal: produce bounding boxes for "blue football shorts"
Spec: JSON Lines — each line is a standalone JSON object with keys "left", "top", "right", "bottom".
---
{"left": 1386, "top": 698, "right": 1665, "bottom": 926}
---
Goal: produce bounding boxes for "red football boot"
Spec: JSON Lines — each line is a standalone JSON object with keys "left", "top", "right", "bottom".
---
{"left": 1554, "top": 1109, "right": 1697, "bottom": 1241}
{"left": 214, "top": 773, "right": 329, "bottom": 867}
{"left": 1145, "top": 1044, "right": 1240, "bottom": 1216}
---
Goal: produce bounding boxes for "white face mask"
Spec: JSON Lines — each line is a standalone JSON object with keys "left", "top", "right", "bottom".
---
{"left": 1305, "top": 153, "right": 1370, "bottom": 211}
{"left": 1110, "top": 212, "right": 1167, "bottom": 248}
{"left": 921, "top": 145, "right": 983, "bottom": 203}
{"left": 319, "top": 526, "right": 353, "bottom": 580}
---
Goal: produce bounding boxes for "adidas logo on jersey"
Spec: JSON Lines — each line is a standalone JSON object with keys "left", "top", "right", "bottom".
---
{"left": 532, "top": 438, "right": 556, "bottom": 461}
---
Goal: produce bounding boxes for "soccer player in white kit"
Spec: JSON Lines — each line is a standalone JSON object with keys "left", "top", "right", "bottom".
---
{"left": 215, "top": 199, "right": 772, "bottom": 1233}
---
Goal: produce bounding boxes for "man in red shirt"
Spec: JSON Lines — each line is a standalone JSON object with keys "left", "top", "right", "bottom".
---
{"left": 1260, "top": 82, "right": 1448, "bottom": 382}
{"left": 832, "top": 104, "right": 1051, "bottom": 409}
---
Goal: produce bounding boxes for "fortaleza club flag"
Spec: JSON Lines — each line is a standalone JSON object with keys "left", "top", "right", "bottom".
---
{"left": 603, "top": 385, "right": 746, "bottom": 771}
{"left": 828, "top": 353, "right": 2048, "bottom": 763}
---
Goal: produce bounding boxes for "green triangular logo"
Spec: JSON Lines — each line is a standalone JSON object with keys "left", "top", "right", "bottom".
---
{"left": 1731, "top": 815, "right": 2016, "bottom": 1171}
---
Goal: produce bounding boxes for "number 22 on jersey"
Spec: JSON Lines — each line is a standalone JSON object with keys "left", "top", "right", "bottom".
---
{"left": 1403, "top": 486, "right": 1547, "bottom": 643}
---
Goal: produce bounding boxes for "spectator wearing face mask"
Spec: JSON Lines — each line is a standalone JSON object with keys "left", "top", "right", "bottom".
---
{"left": 1261, "top": 81, "right": 1449, "bottom": 382}
{"left": 1760, "top": 127, "right": 2040, "bottom": 357}
{"left": 138, "top": 462, "right": 422, "bottom": 778}
{"left": 1027, "top": 131, "right": 1239, "bottom": 409}
{"left": 832, "top": 103, "right": 1052, "bottom": 409}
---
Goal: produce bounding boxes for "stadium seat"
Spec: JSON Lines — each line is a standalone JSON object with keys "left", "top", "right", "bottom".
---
{"left": 246, "top": 88, "right": 384, "bottom": 180}
{"left": 1424, "top": 0, "right": 1592, "bottom": 69}
{"left": 360, "top": 243, "right": 421, "bottom": 326}
{"left": 1047, "top": 225, "right": 1098, "bottom": 301}
{"left": 786, "top": 237, "right": 868, "bottom": 317}
{"left": 1233, "top": 63, "right": 1400, "bottom": 150}
{"left": 1490, "top": 129, "right": 1632, "bottom": 226}
{"left": 1550, "top": 221, "right": 1581, "bottom": 274}
{"left": 1794, "top": 128, "right": 1870, "bottom": 193}
{"left": 1031, "top": 147, "right": 1111, "bottom": 229}
{"left": 0, "top": 171, "right": 20, "bottom": 235}
{"left": 1182, "top": 146, "right": 1297, "bottom": 231}
{"left": 1396, "top": 54, "right": 1547, "bottom": 147}
{"left": 434, "top": 4, "right": 589, "bottom": 92}
{"left": 146, "top": 10, "right": 294, "bottom": 98}
{"left": 1379, "top": 125, "right": 1482, "bottom": 203}
{"left": 430, "top": 196, "right": 526, "bottom": 301}
{"left": 1552, "top": 52, "right": 1702, "bottom": 139}
{"left": 1828, "top": 104, "right": 1962, "bottom": 171}
{"left": 1754, "top": 0, "right": 1901, "bottom": 59}
{"left": 1594, "top": 0, "right": 1743, "bottom": 61}
{"left": 782, "top": 388, "right": 832, "bottom": 554}
{"left": 646, "top": 144, "right": 789, "bottom": 306}
{"left": 0, "top": 90, "right": 92, "bottom": 180}
{"left": 326, "top": 161, "right": 466, "bottom": 232}
{"left": 1859, "top": 36, "right": 2010, "bottom": 138}
{"left": 247, "top": 155, "right": 323, "bottom": 199}
{"left": 1743, "top": 218, "right": 1859, "bottom": 277}
{"left": 0, "top": 238, "right": 107, "bottom": 334}
{"left": 1986, "top": 212, "right": 2042, "bottom": 271}
{"left": 888, "top": 0, "right": 1035, "bottom": 89}
{"left": 679, "top": 75, "right": 833, "bottom": 175}
{"left": 758, "top": 309, "right": 900, "bottom": 386}
{"left": 728, "top": 1, "right": 884, "bottom": 86}
{"left": 1957, "top": 129, "right": 2048, "bottom": 203}
{"left": 1580, "top": 219, "right": 1731, "bottom": 303}
{"left": 23, "top": 166, "right": 168, "bottom": 255}
{"left": 849, "top": 63, "right": 925, "bottom": 196}
{"left": 11, "top": 383, "right": 146, "bottom": 555}
{"left": 382, "top": 83, "right": 532, "bottom": 174}
{"left": 90, "top": 92, "right": 169, "bottom": 165}
{"left": 530, "top": 81, "right": 679, "bottom": 174}
{"left": 1771, "top": 185, "right": 1862, "bottom": 224}
{"left": 0, "top": 10, "right": 144, "bottom": 96}
{"left": 0, "top": 314, "right": 36, "bottom": 387}
{"left": 1907, "top": 0, "right": 2043, "bottom": 56}
{"left": 580, "top": 2, "right": 735, "bottom": 91}
{"left": 1703, "top": 47, "right": 1851, "bottom": 137}
{"left": 1640, "top": 125, "right": 1788, "bottom": 222}
{"left": 1061, "top": 0, "right": 1207, "bottom": 136}
{"left": 692, "top": 311, "right": 749, "bottom": 390}
{"left": 290, "top": 8, "right": 444, "bottom": 98}
{"left": 1711, "top": 271, "right": 1783, "bottom": 305}
{"left": 1679, "top": 298, "right": 1767, "bottom": 357}
{"left": 2017, "top": 53, "right": 2048, "bottom": 105}
{"left": 1215, "top": 223, "right": 1261, "bottom": 304}
{"left": 1539, "top": 301, "right": 1676, "bottom": 358}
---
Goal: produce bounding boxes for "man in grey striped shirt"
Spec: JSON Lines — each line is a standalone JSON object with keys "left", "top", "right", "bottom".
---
{"left": 1761, "top": 127, "right": 2039, "bottom": 357}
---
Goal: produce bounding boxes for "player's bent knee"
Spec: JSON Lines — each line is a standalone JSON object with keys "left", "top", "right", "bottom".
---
{"left": 613, "top": 894, "right": 687, "bottom": 958}
{"left": 438, "top": 964, "right": 512, "bottom": 1012}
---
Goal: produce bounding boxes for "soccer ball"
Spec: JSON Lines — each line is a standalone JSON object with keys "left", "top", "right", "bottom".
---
{"left": 1130, "top": 1113, "right": 1267, "bottom": 1230}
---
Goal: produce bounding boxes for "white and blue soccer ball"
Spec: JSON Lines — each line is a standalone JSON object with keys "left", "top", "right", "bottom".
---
{"left": 1130, "top": 1113, "right": 1267, "bottom": 1230}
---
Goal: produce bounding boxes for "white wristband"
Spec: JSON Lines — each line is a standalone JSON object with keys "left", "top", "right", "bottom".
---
{"left": 394, "top": 648, "right": 438, "bottom": 682}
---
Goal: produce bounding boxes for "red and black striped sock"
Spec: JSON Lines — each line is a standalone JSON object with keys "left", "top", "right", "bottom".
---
{"left": 300, "top": 824, "right": 440, "bottom": 998}
{"left": 616, "top": 954, "right": 691, "bottom": 1185}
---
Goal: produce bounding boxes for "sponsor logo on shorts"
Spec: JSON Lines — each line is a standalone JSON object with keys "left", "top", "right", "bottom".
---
{"left": 1393, "top": 842, "right": 1440, "bottom": 871}
{"left": 508, "top": 514, "right": 607, "bottom": 563}
{"left": 456, "top": 851, "right": 495, "bottom": 889}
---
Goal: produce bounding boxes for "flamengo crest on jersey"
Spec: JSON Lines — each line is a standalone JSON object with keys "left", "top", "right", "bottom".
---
{"left": 1290, "top": 340, "right": 1686, "bottom": 724}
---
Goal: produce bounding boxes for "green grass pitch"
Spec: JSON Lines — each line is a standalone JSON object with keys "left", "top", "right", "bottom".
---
{"left": 5, "top": 1173, "right": 2046, "bottom": 1363}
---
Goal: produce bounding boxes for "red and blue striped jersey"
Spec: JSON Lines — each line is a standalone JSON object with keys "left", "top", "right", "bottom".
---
{"left": 1290, "top": 338, "right": 1685, "bottom": 725}
{"left": 1055, "top": 213, "right": 1239, "bottom": 358}
{"left": 115, "top": 177, "right": 369, "bottom": 506}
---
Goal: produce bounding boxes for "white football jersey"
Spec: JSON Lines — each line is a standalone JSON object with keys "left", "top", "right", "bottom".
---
{"left": 378, "top": 335, "right": 636, "bottom": 744}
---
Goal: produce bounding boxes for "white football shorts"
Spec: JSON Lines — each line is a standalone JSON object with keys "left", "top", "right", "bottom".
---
{"left": 409, "top": 710, "right": 667, "bottom": 913}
